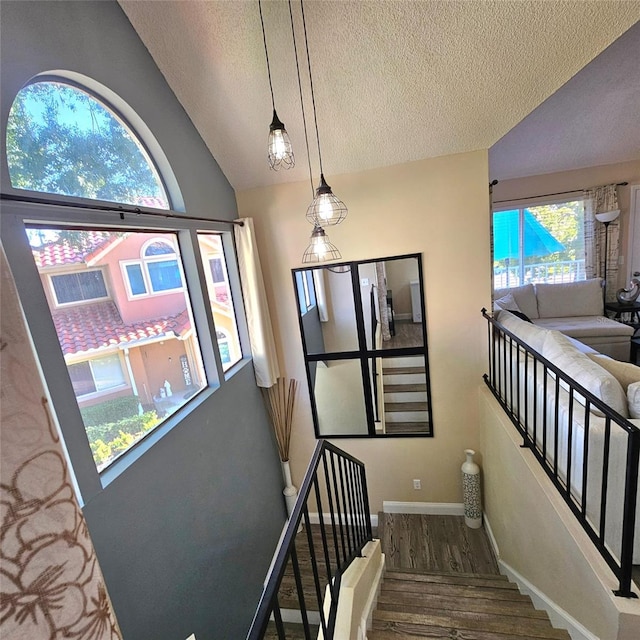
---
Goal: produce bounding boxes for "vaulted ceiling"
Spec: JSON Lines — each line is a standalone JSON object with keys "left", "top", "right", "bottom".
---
{"left": 119, "top": 1, "right": 640, "bottom": 191}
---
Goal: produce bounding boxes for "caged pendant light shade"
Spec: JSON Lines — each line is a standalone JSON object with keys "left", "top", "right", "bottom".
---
{"left": 302, "top": 224, "right": 342, "bottom": 263}
{"left": 259, "top": 0, "right": 294, "bottom": 171}
{"left": 268, "top": 109, "right": 294, "bottom": 170}
{"left": 306, "top": 173, "right": 347, "bottom": 226}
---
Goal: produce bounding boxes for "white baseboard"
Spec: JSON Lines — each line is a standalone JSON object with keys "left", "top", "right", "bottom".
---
{"left": 483, "top": 513, "right": 598, "bottom": 640}
{"left": 382, "top": 501, "right": 464, "bottom": 516}
{"left": 308, "top": 512, "right": 379, "bottom": 529}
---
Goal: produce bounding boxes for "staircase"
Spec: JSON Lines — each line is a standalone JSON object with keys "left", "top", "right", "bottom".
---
{"left": 382, "top": 356, "right": 429, "bottom": 434}
{"left": 369, "top": 569, "right": 570, "bottom": 639}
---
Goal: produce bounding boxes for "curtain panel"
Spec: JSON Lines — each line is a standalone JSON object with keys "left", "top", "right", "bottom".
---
{"left": 0, "top": 248, "right": 122, "bottom": 640}
{"left": 583, "top": 184, "right": 620, "bottom": 301}
{"left": 234, "top": 217, "right": 280, "bottom": 387}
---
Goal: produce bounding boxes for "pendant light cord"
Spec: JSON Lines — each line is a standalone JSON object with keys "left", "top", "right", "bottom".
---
{"left": 259, "top": 0, "right": 276, "bottom": 111}
{"left": 300, "top": 0, "right": 324, "bottom": 175}
{"left": 289, "top": 0, "right": 314, "bottom": 197}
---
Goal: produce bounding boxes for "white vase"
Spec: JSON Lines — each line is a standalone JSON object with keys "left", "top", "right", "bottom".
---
{"left": 462, "top": 449, "right": 482, "bottom": 529}
{"left": 281, "top": 459, "right": 298, "bottom": 518}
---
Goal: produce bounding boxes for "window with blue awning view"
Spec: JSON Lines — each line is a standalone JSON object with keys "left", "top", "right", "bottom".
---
{"left": 492, "top": 201, "right": 585, "bottom": 289}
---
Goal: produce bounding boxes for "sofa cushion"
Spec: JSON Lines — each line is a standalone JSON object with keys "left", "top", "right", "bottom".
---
{"left": 587, "top": 353, "right": 640, "bottom": 389}
{"left": 498, "top": 310, "right": 547, "bottom": 353}
{"left": 494, "top": 284, "right": 539, "bottom": 319}
{"left": 542, "top": 330, "right": 628, "bottom": 418}
{"left": 493, "top": 292, "right": 522, "bottom": 313}
{"left": 532, "top": 316, "right": 634, "bottom": 338}
{"left": 628, "top": 381, "right": 640, "bottom": 419}
{"left": 535, "top": 278, "right": 603, "bottom": 318}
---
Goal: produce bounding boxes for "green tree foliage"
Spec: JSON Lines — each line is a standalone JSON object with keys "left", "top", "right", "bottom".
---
{"left": 527, "top": 201, "right": 584, "bottom": 265}
{"left": 6, "top": 81, "right": 166, "bottom": 206}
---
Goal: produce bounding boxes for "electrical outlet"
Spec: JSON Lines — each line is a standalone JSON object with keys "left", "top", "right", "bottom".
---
{"left": 413, "top": 479, "right": 421, "bottom": 490}
{"left": 361, "top": 278, "right": 370, "bottom": 286}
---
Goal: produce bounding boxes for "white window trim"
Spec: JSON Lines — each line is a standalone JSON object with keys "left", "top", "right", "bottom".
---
{"left": 67, "top": 353, "right": 129, "bottom": 399}
{"left": 48, "top": 268, "right": 110, "bottom": 308}
{"left": 121, "top": 238, "right": 185, "bottom": 300}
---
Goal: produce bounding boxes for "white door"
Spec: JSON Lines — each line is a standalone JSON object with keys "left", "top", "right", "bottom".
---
{"left": 628, "top": 185, "right": 640, "bottom": 281}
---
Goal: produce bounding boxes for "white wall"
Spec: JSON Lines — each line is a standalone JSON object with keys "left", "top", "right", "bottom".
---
{"left": 238, "top": 150, "right": 492, "bottom": 511}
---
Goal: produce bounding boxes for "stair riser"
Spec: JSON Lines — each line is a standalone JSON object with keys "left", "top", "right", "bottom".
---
{"left": 385, "top": 411, "right": 429, "bottom": 422}
{"left": 382, "top": 356, "right": 424, "bottom": 367}
{"left": 383, "top": 373, "right": 425, "bottom": 385}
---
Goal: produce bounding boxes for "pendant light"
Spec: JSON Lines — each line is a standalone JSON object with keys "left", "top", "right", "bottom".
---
{"left": 288, "top": 0, "right": 342, "bottom": 263}
{"left": 302, "top": 224, "right": 342, "bottom": 263}
{"left": 259, "top": 0, "right": 294, "bottom": 170}
{"left": 300, "top": 0, "right": 348, "bottom": 227}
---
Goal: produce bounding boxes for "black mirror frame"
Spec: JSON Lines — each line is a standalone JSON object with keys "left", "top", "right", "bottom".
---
{"left": 292, "top": 253, "right": 434, "bottom": 438}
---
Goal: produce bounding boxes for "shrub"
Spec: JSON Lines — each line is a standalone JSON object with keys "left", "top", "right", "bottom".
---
{"left": 80, "top": 395, "right": 141, "bottom": 427}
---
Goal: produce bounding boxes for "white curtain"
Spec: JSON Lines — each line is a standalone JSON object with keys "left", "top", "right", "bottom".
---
{"left": 312, "top": 269, "right": 329, "bottom": 322}
{"left": 583, "top": 184, "right": 620, "bottom": 301}
{"left": 234, "top": 218, "right": 280, "bottom": 387}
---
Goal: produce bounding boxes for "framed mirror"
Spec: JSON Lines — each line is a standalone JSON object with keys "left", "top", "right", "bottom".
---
{"left": 293, "top": 253, "right": 433, "bottom": 438}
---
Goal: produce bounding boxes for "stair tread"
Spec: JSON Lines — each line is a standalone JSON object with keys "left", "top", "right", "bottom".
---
{"left": 384, "top": 383, "right": 427, "bottom": 392}
{"left": 381, "top": 579, "right": 531, "bottom": 602}
{"left": 385, "top": 401, "right": 429, "bottom": 411}
{"left": 386, "top": 567, "right": 509, "bottom": 581}
{"left": 369, "top": 628, "right": 569, "bottom": 640}
{"left": 376, "top": 597, "right": 548, "bottom": 619}
{"left": 383, "top": 366, "right": 426, "bottom": 374}
{"left": 385, "top": 422, "right": 430, "bottom": 433}
{"left": 384, "top": 571, "right": 518, "bottom": 589}
{"left": 373, "top": 610, "right": 570, "bottom": 639}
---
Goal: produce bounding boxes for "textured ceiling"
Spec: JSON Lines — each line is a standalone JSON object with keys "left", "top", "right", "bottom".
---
{"left": 119, "top": 1, "right": 640, "bottom": 191}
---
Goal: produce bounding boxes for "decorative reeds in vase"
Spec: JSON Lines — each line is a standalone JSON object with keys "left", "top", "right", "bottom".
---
{"left": 262, "top": 377, "right": 298, "bottom": 516}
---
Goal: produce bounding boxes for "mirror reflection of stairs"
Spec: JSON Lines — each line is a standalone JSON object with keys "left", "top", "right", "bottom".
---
{"left": 382, "top": 356, "right": 429, "bottom": 434}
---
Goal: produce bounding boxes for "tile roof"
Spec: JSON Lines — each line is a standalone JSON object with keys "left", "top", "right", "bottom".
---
{"left": 33, "top": 231, "right": 117, "bottom": 268}
{"left": 52, "top": 301, "right": 191, "bottom": 356}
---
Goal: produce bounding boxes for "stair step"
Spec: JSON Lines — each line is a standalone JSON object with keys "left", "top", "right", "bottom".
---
{"left": 384, "top": 571, "right": 518, "bottom": 589}
{"left": 372, "top": 609, "right": 569, "bottom": 639}
{"left": 385, "top": 401, "right": 428, "bottom": 412}
{"left": 382, "top": 356, "right": 424, "bottom": 368}
{"left": 369, "top": 628, "right": 566, "bottom": 640}
{"left": 376, "top": 592, "right": 547, "bottom": 619}
{"left": 383, "top": 373, "right": 425, "bottom": 385}
{"left": 383, "top": 366, "right": 426, "bottom": 374}
{"left": 387, "top": 567, "right": 509, "bottom": 581}
{"left": 383, "top": 383, "right": 427, "bottom": 393}
{"left": 384, "top": 390, "right": 428, "bottom": 402}
{"left": 385, "top": 422, "right": 430, "bottom": 434}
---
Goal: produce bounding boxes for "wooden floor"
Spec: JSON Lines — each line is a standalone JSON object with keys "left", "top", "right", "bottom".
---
{"left": 379, "top": 513, "right": 500, "bottom": 575}
{"left": 382, "top": 321, "right": 423, "bottom": 350}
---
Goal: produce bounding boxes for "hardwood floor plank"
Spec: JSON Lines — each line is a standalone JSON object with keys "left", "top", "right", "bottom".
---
{"left": 380, "top": 580, "right": 530, "bottom": 603}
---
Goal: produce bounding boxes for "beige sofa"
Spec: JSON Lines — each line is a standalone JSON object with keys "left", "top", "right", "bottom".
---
{"left": 495, "top": 309, "right": 640, "bottom": 563}
{"left": 494, "top": 278, "right": 634, "bottom": 361}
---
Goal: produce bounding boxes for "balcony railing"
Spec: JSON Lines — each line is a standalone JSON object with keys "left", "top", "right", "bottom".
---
{"left": 482, "top": 309, "right": 639, "bottom": 598}
{"left": 494, "top": 258, "right": 585, "bottom": 289}
{"left": 246, "top": 440, "right": 372, "bottom": 639}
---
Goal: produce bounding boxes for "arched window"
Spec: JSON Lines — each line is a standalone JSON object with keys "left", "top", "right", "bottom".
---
{"left": 6, "top": 79, "right": 169, "bottom": 208}
{"left": 123, "top": 237, "right": 184, "bottom": 297}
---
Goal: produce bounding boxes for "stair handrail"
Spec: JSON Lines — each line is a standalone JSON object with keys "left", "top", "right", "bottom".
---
{"left": 246, "top": 440, "right": 373, "bottom": 639}
{"left": 482, "top": 308, "right": 639, "bottom": 598}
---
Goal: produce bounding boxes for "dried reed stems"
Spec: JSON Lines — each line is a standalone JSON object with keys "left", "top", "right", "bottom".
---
{"left": 262, "top": 377, "right": 298, "bottom": 462}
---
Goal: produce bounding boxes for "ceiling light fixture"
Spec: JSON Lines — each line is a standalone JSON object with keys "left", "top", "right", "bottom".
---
{"left": 259, "top": 0, "right": 294, "bottom": 170}
{"left": 288, "top": 0, "right": 342, "bottom": 263}
{"left": 300, "top": 0, "right": 347, "bottom": 227}
{"left": 302, "top": 224, "right": 342, "bottom": 264}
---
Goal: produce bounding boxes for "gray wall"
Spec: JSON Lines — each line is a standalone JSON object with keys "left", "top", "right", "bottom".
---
{"left": 1, "top": 2, "right": 286, "bottom": 638}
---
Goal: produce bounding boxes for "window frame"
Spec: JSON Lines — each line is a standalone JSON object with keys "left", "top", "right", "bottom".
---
{"left": 492, "top": 197, "right": 586, "bottom": 290}
{"left": 2, "top": 201, "right": 250, "bottom": 504}
{"left": 120, "top": 237, "right": 185, "bottom": 300}
{"left": 6, "top": 76, "right": 172, "bottom": 210}
{"left": 67, "top": 352, "right": 129, "bottom": 399}
{"left": 47, "top": 267, "right": 110, "bottom": 307}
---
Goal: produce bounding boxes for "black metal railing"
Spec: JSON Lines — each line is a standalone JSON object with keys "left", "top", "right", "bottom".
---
{"left": 482, "top": 309, "right": 640, "bottom": 598}
{"left": 246, "top": 440, "right": 373, "bottom": 639}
